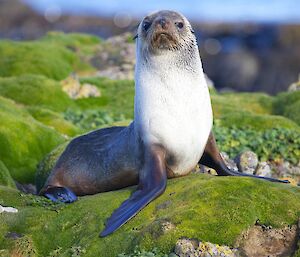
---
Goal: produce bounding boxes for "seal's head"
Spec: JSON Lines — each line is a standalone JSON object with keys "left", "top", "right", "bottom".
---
{"left": 136, "top": 10, "right": 196, "bottom": 55}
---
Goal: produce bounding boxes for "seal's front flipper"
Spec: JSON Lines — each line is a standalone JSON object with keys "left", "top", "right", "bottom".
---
{"left": 199, "top": 132, "right": 289, "bottom": 184}
{"left": 100, "top": 144, "right": 167, "bottom": 237}
{"left": 42, "top": 186, "right": 77, "bottom": 203}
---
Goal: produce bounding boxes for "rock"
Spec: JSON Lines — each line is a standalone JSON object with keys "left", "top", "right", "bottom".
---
{"left": 236, "top": 222, "right": 298, "bottom": 257}
{"left": 15, "top": 182, "right": 36, "bottom": 195}
{"left": 0, "top": 205, "right": 18, "bottom": 213}
{"left": 77, "top": 83, "right": 101, "bottom": 98}
{"left": 174, "top": 238, "right": 239, "bottom": 257}
{"left": 61, "top": 74, "right": 101, "bottom": 99}
{"left": 271, "top": 161, "right": 300, "bottom": 182}
{"left": 255, "top": 162, "right": 272, "bottom": 177}
{"left": 221, "top": 152, "right": 238, "bottom": 172}
{"left": 92, "top": 33, "right": 135, "bottom": 80}
{"left": 235, "top": 151, "right": 258, "bottom": 175}
{"left": 198, "top": 165, "right": 218, "bottom": 175}
{"left": 288, "top": 75, "right": 300, "bottom": 92}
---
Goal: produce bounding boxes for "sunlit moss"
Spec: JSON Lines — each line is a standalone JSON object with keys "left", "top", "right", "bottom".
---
{"left": 0, "top": 96, "right": 65, "bottom": 183}
{"left": 0, "top": 40, "right": 79, "bottom": 80}
{"left": 1, "top": 174, "right": 300, "bottom": 256}
{"left": 0, "top": 75, "right": 75, "bottom": 112}
{"left": 0, "top": 161, "right": 16, "bottom": 188}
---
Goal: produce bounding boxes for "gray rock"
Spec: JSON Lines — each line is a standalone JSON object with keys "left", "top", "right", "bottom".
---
{"left": 221, "top": 152, "right": 238, "bottom": 172}
{"left": 255, "top": 162, "right": 272, "bottom": 177}
{"left": 235, "top": 151, "right": 258, "bottom": 175}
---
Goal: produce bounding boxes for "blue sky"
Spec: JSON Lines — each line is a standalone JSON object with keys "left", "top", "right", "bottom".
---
{"left": 24, "top": 0, "right": 300, "bottom": 23}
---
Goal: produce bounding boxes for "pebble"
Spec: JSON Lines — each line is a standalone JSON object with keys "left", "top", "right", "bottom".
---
{"left": 234, "top": 151, "right": 258, "bottom": 174}
{"left": 0, "top": 205, "right": 18, "bottom": 213}
{"left": 255, "top": 162, "right": 272, "bottom": 177}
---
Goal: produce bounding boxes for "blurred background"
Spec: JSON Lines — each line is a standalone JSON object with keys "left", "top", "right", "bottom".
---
{"left": 1, "top": 0, "right": 300, "bottom": 94}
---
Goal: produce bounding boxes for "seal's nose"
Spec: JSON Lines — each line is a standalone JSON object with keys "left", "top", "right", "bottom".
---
{"left": 159, "top": 18, "right": 166, "bottom": 28}
{"left": 156, "top": 17, "right": 169, "bottom": 29}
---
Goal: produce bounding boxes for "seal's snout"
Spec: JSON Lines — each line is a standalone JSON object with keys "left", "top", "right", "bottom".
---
{"left": 156, "top": 17, "right": 169, "bottom": 30}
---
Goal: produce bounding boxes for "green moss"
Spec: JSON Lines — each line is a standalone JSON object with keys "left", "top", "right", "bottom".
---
{"left": 211, "top": 93, "right": 273, "bottom": 118}
{"left": 0, "top": 96, "right": 65, "bottom": 183}
{"left": 0, "top": 40, "right": 79, "bottom": 80}
{"left": 0, "top": 75, "right": 75, "bottom": 112}
{"left": 41, "top": 32, "right": 101, "bottom": 73}
{"left": 27, "top": 107, "right": 81, "bottom": 137}
{"left": 1, "top": 174, "right": 300, "bottom": 256}
{"left": 79, "top": 77, "right": 134, "bottom": 118}
{"left": 35, "top": 142, "right": 69, "bottom": 193}
{"left": 0, "top": 161, "right": 16, "bottom": 188}
{"left": 273, "top": 91, "right": 300, "bottom": 125}
{"left": 41, "top": 32, "right": 101, "bottom": 48}
{"left": 216, "top": 111, "right": 299, "bottom": 131}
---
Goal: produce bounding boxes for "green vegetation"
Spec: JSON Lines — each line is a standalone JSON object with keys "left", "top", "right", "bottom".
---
{"left": 0, "top": 75, "right": 75, "bottom": 112}
{"left": 0, "top": 96, "right": 65, "bottom": 183}
{"left": 41, "top": 32, "right": 101, "bottom": 48}
{"left": 211, "top": 92, "right": 273, "bottom": 117}
{"left": 64, "top": 109, "right": 126, "bottom": 131}
{"left": 0, "top": 31, "right": 299, "bottom": 256}
{"left": 273, "top": 90, "right": 300, "bottom": 125}
{"left": 28, "top": 107, "right": 81, "bottom": 137}
{"left": 0, "top": 161, "right": 16, "bottom": 188}
{"left": 79, "top": 77, "right": 135, "bottom": 117}
{"left": 1, "top": 174, "right": 300, "bottom": 256}
{"left": 214, "top": 126, "right": 300, "bottom": 164}
{"left": 0, "top": 40, "right": 79, "bottom": 80}
{"left": 216, "top": 112, "right": 299, "bottom": 131}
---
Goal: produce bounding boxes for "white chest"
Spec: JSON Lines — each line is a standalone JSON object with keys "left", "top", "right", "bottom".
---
{"left": 134, "top": 56, "right": 213, "bottom": 175}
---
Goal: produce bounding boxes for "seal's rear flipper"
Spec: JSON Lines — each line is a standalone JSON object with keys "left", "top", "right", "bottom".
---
{"left": 100, "top": 144, "right": 167, "bottom": 237}
{"left": 199, "top": 132, "right": 290, "bottom": 184}
{"left": 42, "top": 186, "right": 77, "bottom": 203}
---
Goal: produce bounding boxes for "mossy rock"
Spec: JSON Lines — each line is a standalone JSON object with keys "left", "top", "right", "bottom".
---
{"left": 0, "top": 96, "right": 66, "bottom": 183}
{"left": 27, "top": 107, "right": 81, "bottom": 137}
{"left": 0, "top": 40, "right": 79, "bottom": 80}
{"left": 41, "top": 31, "right": 101, "bottom": 49}
{"left": 1, "top": 174, "right": 300, "bottom": 256}
{"left": 35, "top": 142, "right": 69, "bottom": 193}
{"left": 0, "top": 75, "right": 75, "bottom": 112}
{"left": 273, "top": 91, "right": 300, "bottom": 125}
{"left": 216, "top": 111, "right": 299, "bottom": 131}
{"left": 211, "top": 93, "right": 273, "bottom": 118}
{"left": 0, "top": 161, "right": 16, "bottom": 188}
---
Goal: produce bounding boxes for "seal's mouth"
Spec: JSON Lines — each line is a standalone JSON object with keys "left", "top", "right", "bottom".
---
{"left": 151, "top": 31, "right": 178, "bottom": 50}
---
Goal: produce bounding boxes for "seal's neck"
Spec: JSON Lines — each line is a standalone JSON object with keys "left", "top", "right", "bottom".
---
{"left": 136, "top": 43, "right": 204, "bottom": 76}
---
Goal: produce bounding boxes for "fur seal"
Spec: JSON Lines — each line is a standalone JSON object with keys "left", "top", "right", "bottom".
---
{"left": 39, "top": 10, "right": 289, "bottom": 237}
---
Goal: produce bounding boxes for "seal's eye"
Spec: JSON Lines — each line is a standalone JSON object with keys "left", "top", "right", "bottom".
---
{"left": 143, "top": 21, "right": 151, "bottom": 31}
{"left": 176, "top": 22, "right": 184, "bottom": 29}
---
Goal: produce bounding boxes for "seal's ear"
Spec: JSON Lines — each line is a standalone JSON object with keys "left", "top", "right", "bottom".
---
{"left": 132, "top": 23, "right": 140, "bottom": 40}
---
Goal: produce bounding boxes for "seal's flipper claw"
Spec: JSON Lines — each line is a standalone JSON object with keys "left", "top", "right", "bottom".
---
{"left": 100, "top": 145, "right": 167, "bottom": 237}
{"left": 43, "top": 186, "right": 77, "bottom": 203}
{"left": 199, "top": 132, "right": 290, "bottom": 184}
